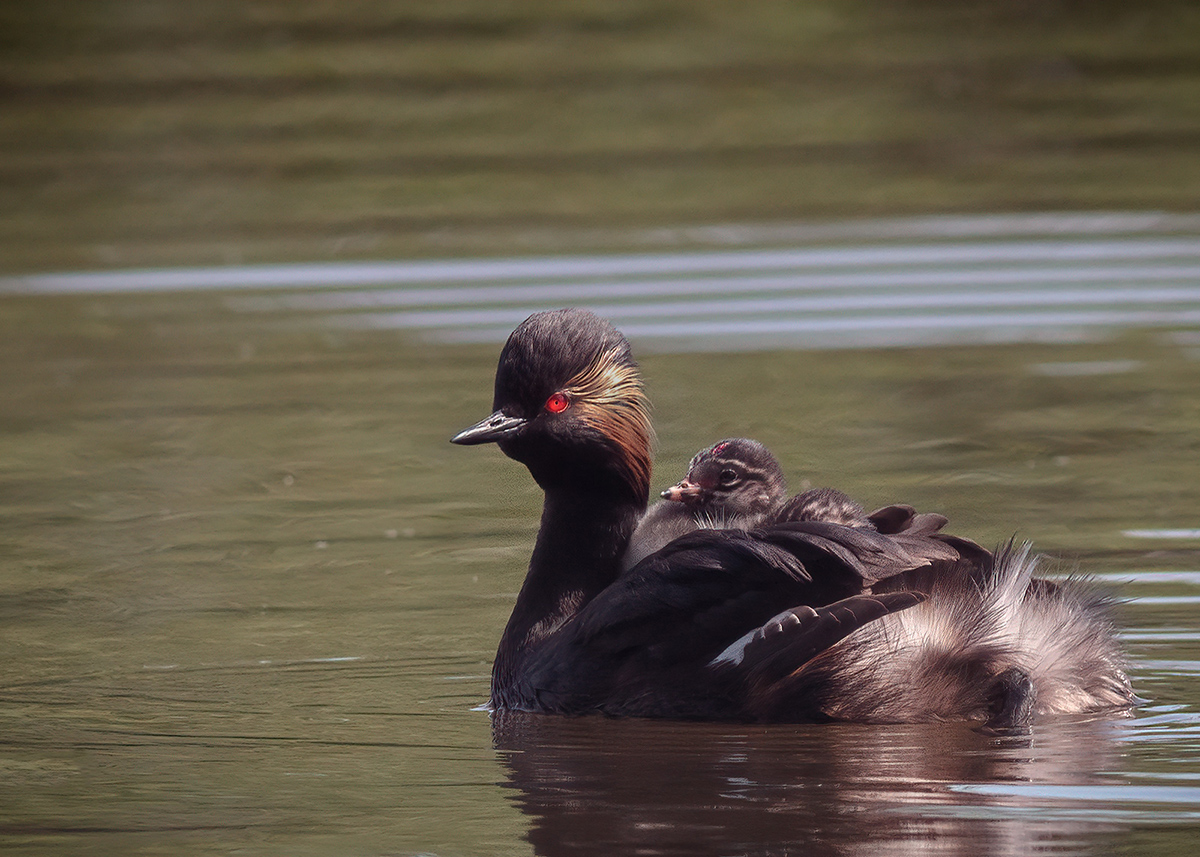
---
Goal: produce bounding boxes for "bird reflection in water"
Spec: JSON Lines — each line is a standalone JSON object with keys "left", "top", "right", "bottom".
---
{"left": 492, "top": 710, "right": 1128, "bottom": 857}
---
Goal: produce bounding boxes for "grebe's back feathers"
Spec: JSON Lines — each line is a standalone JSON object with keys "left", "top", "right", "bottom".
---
{"left": 751, "top": 541, "right": 1134, "bottom": 725}
{"left": 868, "top": 503, "right": 950, "bottom": 536}
{"left": 508, "top": 524, "right": 953, "bottom": 718}
{"left": 712, "top": 591, "right": 927, "bottom": 676}
{"left": 764, "top": 521, "right": 964, "bottom": 588}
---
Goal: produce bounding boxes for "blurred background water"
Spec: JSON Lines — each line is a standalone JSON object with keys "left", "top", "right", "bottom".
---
{"left": 3, "top": 2, "right": 1200, "bottom": 856}
{"left": 4, "top": 0, "right": 1200, "bottom": 273}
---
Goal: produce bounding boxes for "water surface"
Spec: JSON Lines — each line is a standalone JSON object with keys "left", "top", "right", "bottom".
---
{"left": 3, "top": 236, "right": 1200, "bottom": 855}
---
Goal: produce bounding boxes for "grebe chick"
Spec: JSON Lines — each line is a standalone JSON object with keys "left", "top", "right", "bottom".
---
{"left": 622, "top": 438, "right": 788, "bottom": 571}
{"left": 775, "top": 488, "right": 952, "bottom": 536}
{"left": 451, "top": 308, "right": 1135, "bottom": 724}
{"left": 773, "top": 487, "right": 873, "bottom": 529}
{"left": 626, "top": 440, "right": 915, "bottom": 570}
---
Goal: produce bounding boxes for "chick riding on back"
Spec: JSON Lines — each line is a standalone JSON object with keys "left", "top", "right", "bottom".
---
{"left": 451, "top": 308, "right": 1134, "bottom": 725}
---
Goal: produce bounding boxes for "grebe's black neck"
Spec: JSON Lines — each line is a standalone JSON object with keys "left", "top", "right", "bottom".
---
{"left": 448, "top": 308, "right": 655, "bottom": 706}
{"left": 492, "top": 478, "right": 644, "bottom": 701}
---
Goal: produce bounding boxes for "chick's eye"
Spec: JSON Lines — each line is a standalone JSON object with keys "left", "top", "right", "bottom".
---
{"left": 719, "top": 469, "right": 738, "bottom": 485}
{"left": 544, "top": 392, "right": 570, "bottom": 414}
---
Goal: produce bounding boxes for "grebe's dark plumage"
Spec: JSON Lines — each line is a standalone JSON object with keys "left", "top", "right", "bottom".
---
{"left": 452, "top": 308, "right": 1134, "bottom": 724}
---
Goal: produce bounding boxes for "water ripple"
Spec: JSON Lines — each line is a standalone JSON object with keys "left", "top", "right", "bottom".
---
{"left": 6, "top": 217, "right": 1200, "bottom": 352}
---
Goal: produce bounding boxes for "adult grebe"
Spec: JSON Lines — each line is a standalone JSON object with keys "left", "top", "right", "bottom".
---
{"left": 452, "top": 308, "right": 1134, "bottom": 724}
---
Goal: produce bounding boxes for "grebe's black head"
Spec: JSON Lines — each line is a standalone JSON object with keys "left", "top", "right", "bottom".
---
{"left": 662, "top": 437, "right": 787, "bottom": 517}
{"left": 452, "top": 308, "right": 653, "bottom": 501}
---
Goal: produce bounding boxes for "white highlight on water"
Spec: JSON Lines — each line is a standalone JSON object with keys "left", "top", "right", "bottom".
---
{"left": 6, "top": 213, "right": 1200, "bottom": 352}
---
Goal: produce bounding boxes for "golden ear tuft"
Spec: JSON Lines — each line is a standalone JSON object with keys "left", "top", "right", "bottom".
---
{"left": 563, "top": 347, "right": 654, "bottom": 499}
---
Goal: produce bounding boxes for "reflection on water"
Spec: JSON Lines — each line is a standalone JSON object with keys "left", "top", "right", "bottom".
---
{"left": 494, "top": 713, "right": 1144, "bottom": 857}
{"left": 3, "top": 231, "right": 1200, "bottom": 853}
{"left": 8, "top": 215, "right": 1200, "bottom": 352}
{"left": 489, "top": 561, "right": 1200, "bottom": 855}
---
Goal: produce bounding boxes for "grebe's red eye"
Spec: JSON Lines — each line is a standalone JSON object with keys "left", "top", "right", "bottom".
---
{"left": 544, "top": 392, "right": 570, "bottom": 414}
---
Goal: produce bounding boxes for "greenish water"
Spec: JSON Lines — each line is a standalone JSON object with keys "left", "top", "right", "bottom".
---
{"left": 4, "top": 0, "right": 1200, "bottom": 273}
{"left": 4, "top": 1, "right": 1200, "bottom": 853}
{"left": 3, "top": 287, "right": 1200, "bottom": 854}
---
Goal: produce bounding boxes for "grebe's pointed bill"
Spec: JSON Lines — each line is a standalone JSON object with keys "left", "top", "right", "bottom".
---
{"left": 451, "top": 410, "right": 528, "bottom": 445}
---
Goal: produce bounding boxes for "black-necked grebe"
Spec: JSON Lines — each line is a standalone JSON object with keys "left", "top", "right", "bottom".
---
{"left": 452, "top": 308, "right": 1134, "bottom": 725}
